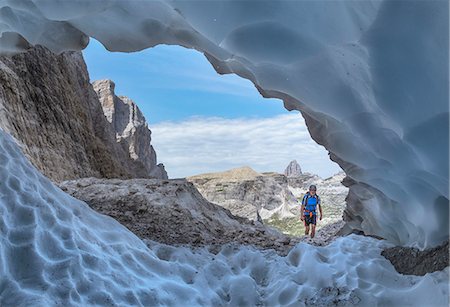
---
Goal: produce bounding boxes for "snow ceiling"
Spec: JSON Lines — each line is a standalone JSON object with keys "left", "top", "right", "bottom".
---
{"left": 0, "top": 0, "right": 448, "bottom": 248}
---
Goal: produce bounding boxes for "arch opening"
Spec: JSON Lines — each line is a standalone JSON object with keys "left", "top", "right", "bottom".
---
{"left": 82, "top": 39, "right": 346, "bottom": 236}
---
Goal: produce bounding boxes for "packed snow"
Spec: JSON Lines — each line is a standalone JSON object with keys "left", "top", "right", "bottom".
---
{"left": 0, "top": 129, "right": 448, "bottom": 306}
{"left": 0, "top": 0, "right": 447, "bottom": 248}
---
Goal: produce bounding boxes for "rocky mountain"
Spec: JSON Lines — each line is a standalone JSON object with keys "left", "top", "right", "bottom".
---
{"left": 93, "top": 80, "right": 167, "bottom": 179}
{"left": 188, "top": 164, "right": 349, "bottom": 235}
{"left": 0, "top": 46, "right": 166, "bottom": 181}
{"left": 284, "top": 160, "right": 302, "bottom": 177}
{"left": 188, "top": 167, "right": 299, "bottom": 221}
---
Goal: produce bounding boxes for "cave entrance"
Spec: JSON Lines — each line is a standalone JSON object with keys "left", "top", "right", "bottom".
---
{"left": 83, "top": 39, "right": 346, "bottom": 237}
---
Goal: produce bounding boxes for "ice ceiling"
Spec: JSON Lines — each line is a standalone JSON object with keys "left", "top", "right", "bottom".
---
{"left": 0, "top": 0, "right": 448, "bottom": 248}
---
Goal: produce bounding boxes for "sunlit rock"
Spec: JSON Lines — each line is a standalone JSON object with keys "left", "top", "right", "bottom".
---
{"left": 284, "top": 160, "right": 302, "bottom": 177}
{"left": 93, "top": 79, "right": 168, "bottom": 179}
{"left": 188, "top": 167, "right": 299, "bottom": 221}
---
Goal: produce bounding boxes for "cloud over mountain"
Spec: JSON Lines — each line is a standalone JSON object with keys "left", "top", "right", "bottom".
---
{"left": 151, "top": 113, "right": 341, "bottom": 178}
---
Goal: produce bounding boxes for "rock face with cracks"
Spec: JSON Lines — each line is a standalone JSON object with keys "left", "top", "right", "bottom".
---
{"left": 92, "top": 79, "right": 168, "bottom": 179}
{"left": 188, "top": 167, "right": 299, "bottom": 221}
{"left": 0, "top": 46, "right": 167, "bottom": 181}
{"left": 0, "top": 0, "right": 446, "bottom": 248}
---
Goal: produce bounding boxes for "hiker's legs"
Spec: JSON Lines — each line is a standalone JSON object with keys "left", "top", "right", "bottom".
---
{"left": 303, "top": 216, "right": 310, "bottom": 235}
{"left": 311, "top": 224, "right": 316, "bottom": 238}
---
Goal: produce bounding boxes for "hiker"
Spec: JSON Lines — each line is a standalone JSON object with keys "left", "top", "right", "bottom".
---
{"left": 300, "top": 184, "right": 322, "bottom": 238}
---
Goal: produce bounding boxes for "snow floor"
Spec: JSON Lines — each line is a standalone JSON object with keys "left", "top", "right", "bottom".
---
{"left": 0, "top": 130, "right": 448, "bottom": 306}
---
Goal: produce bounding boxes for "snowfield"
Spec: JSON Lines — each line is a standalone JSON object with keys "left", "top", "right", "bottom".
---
{"left": 0, "top": 130, "right": 448, "bottom": 306}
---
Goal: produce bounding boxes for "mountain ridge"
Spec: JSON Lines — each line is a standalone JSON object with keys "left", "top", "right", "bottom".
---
{"left": 0, "top": 46, "right": 166, "bottom": 181}
{"left": 187, "top": 164, "right": 348, "bottom": 233}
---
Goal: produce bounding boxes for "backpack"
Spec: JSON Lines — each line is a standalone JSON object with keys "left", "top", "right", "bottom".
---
{"left": 302, "top": 192, "right": 320, "bottom": 217}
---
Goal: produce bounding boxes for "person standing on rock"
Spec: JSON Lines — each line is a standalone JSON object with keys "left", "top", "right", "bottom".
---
{"left": 300, "top": 185, "right": 322, "bottom": 238}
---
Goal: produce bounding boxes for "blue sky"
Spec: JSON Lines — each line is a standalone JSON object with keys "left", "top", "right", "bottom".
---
{"left": 83, "top": 39, "right": 287, "bottom": 124}
{"left": 83, "top": 39, "right": 341, "bottom": 178}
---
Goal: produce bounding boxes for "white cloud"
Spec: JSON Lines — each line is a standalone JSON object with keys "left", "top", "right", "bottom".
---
{"left": 151, "top": 113, "right": 342, "bottom": 179}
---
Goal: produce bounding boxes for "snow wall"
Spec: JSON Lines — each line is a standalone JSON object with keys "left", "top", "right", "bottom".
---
{"left": 0, "top": 0, "right": 448, "bottom": 248}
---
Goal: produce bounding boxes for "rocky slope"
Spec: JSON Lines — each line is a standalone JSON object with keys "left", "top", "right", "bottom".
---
{"left": 188, "top": 166, "right": 348, "bottom": 220}
{"left": 381, "top": 240, "right": 449, "bottom": 276}
{"left": 187, "top": 165, "right": 348, "bottom": 236}
{"left": 58, "top": 177, "right": 298, "bottom": 255}
{"left": 188, "top": 167, "right": 299, "bottom": 221}
{"left": 0, "top": 46, "right": 166, "bottom": 181}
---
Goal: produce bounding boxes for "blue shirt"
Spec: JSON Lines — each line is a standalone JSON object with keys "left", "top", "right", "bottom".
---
{"left": 302, "top": 192, "right": 320, "bottom": 215}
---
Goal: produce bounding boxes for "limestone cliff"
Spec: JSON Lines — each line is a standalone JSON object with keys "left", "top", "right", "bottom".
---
{"left": 93, "top": 80, "right": 167, "bottom": 179}
{"left": 0, "top": 46, "right": 166, "bottom": 181}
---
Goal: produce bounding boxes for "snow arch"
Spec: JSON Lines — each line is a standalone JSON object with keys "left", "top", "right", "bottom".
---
{"left": 0, "top": 0, "right": 448, "bottom": 248}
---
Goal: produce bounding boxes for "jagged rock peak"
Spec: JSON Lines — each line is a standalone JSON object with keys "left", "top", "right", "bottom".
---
{"left": 284, "top": 160, "right": 302, "bottom": 177}
{"left": 92, "top": 79, "right": 116, "bottom": 123}
{"left": 92, "top": 79, "right": 168, "bottom": 179}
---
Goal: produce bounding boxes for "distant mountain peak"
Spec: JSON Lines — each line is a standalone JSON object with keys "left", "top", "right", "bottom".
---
{"left": 284, "top": 160, "right": 302, "bottom": 177}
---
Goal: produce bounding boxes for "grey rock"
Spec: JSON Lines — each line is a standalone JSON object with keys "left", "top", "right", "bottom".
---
{"left": 284, "top": 160, "right": 302, "bottom": 177}
{"left": 381, "top": 240, "right": 449, "bottom": 276}
{"left": 58, "top": 177, "right": 294, "bottom": 255}
{"left": 297, "top": 220, "right": 346, "bottom": 246}
{"left": 93, "top": 80, "right": 168, "bottom": 179}
{"left": 0, "top": 46, "right": 128, "bottom": 181}
{"left": 188, "top": 167, "right": 299, "bottom": 221}
{"left": 188, "top": 167, "right": 349, "bottom": 228}
{"left": 0, "top": 46, "right": 166, "bottom": 181}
